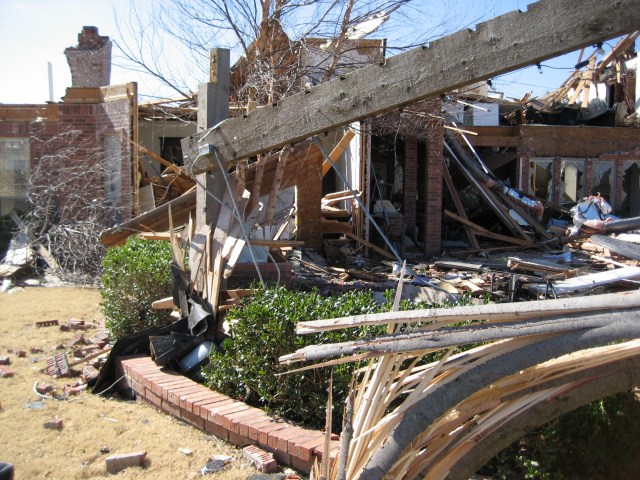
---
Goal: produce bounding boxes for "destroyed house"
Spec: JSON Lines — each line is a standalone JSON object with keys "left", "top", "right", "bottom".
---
{"left": 103, "top": 29, "right": 640, "bottom": 272}
{"left": 0, "top": 27, "right": 134, "bottom": 223}
{"left": 0, "top": 26, "right": 201, "bottom": 234}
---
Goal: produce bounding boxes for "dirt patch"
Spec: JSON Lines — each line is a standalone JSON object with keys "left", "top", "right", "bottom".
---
{"left": 0, "top": 286, "right": 258, "bottom": 479}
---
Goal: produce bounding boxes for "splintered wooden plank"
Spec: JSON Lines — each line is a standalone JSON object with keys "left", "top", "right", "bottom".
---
{"left": 442, "top": 161, "right": 480, "bottom": 250}
{"left": 321, "top": 129, "right": 357, "bottom": 177}
{"left": 184, "top": 0, "right": 640, "bottom": 173}
{"left": 247, "top": 155, "right": 266, "bottom": 218}
{"left": 346, "top": 232, "right": 396, "bottom": 260}
{"left": 527, "top": 266, "right": 640, "bottom": 294}
{"left": 264, "top": 148, "right": 289, "bottom": 224}
{"left": 591, "top": 234, "right": 640, "bottom": 261}
{"left": 206, "top": 177, "right": 239, "bottom": 308}
{"left": 444, "top": 210, "right": 533, "bottom": 247}
{"left": 294, "top": 289, "right": 640, "bottom": 334}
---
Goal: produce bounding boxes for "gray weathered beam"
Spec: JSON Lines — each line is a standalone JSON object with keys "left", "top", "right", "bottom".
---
{"left": 184, "top": 0, "right": 640, "bottom": 174}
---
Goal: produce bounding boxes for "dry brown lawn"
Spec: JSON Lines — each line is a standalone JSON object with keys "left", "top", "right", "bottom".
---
{"left": 0, "top": 286, "right": 259, "bottom": 479}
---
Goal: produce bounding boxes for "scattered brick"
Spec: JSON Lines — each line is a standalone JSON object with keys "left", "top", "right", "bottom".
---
{"left": 243, "top": 445, "right": 278, "bottom": 473}
{"left": 30, "top": 346, "right": 44, "bottom": 354}
{"left": 46, "top": 353, "right": 69, "bottom": 378}
{"left": 61, "top": 319, "right": 90, "bottom": 332}
{"left": 67, "top": 334, "right": 87, "bottom": 347}
{"left": 83, "top": 345, "right": 100, "bottom": 355}
{"left": 7, "top": 347, "right": 26, "bottom": 357}
{"left": 105, "top": 451, "right": 147, "bottom": 473}
{"left": 73, "top": 349, "right": 85, "bottom": 359}
{"left": 35, "top": 319, "right": 59, "bottom": 327}
{"left": 81, "top": 365, "right": 100, "bottom": 383}
{"left": 0, "top": 356, "right": 10, "bottom": 365}
{"left": 35, "top": 383, "right": 54, "bottom": 395}
{"left": 0, "top": 366, "right": 14, "bottom": 378}
{"left": 43, "top": 418, "right": 64, "bottom": 430}
{"left": 64, "top": 383, "right": 86, "bottom": 396}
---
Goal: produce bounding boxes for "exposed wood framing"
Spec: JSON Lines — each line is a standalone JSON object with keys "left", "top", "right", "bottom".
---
{"left": 442, "top": 162, "right": 480, "bottom": 249}
{"left": 184, "top": 0, "right": 640, "bottom": 173}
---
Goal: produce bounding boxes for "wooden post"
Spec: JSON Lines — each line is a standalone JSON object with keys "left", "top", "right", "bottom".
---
{"left": 191, "top": 48, "right": 230, "bottom": 287}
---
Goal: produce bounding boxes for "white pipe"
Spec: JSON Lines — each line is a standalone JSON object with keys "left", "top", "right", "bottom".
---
{"left": 47, "top": 62, "right": 54, "bottom": 102}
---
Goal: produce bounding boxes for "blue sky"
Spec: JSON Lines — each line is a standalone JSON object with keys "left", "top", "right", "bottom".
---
{"left": 0, "top": 0, "right": 621, "bottom": 104}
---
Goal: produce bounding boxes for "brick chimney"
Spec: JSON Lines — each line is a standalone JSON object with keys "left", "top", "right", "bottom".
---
{"left": 64, "top": 26, "right": 112, "bottom": 88}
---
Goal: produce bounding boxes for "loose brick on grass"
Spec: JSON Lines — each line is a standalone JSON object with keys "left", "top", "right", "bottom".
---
{"left": 105, "top": 451, "right": 147, "bottom": 473}
{"left": 243, "top": 445, "right": 278, "bottom": 473}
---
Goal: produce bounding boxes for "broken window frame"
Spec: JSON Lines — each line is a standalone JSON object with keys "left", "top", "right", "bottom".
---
{"left": 103, "top": 133, "right": 123, "bottom": 224}
{"left": 529, "top": 158, "right": 554, "bottom": 202}
{"left": 559, "top": 158, "right": 585, "bottom": 206}
{"left": 591, "top": 160, "right": 616, "bottom": 207}
{"left": 0, "top": 137, "right": 30, "bottom": 216}
{"left": 621, "top": 160, "right": 640, "bottom": 217}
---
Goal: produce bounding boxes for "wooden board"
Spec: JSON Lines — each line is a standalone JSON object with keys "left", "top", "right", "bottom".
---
{"left": 591, "top": 234, "right": 640, "bottom": 261}
{"left": 527, "top": 266, "right": 640, "bottom": 294}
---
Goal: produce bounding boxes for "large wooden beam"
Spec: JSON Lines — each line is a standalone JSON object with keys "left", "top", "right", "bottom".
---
{"left": 184, "top": 0, "right": 640, "bottom": 173}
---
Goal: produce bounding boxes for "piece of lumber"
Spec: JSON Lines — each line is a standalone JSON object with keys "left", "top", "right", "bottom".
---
{"left": 282, "top": 309, "right": 640, "bottom": 363}
{"left": 507, "top": 257, "right": 577, "bottom": 278}
{"left": 151, "top": 296, "right": 176, "bottom": 310}
{"left": 345, "top": 232, "right": 396, "bottom": 260}
{"left": 527, "top": 266, "right": 640, "bottom": 294}
{"left": 321, "top": 130, "right": 357, "bottom": 177}
{"left": 322, "top": 206, "right": 352, "bottom": 219}
{"left": 120, "top": 131, "right": 187, "bottom": 178}
{"left": 591, "top": 234, "right": 640, "bottom": 261}
{"left": 434, "top": 260, "right": 498, "bottom": 272}
{"left": 444, "top": 210, "right": 533, "bottom": 247}
{"left": 100, "top": 190, "right": 196, "bottom": 247}
{"left": 247, "top": 239, "right": 305, "bottom": 247}
{"left": 445, "top": 136, "right": 532, "bottom": 241}
{"left": 183, "top": 0, "right": 640, "bottom": 173}
{"left": 264, "top": 148, "right": 289, "bottom": 224}
{"left": 442, "top": 160, "right": 480, "bottom": 250}
{"left": 323, "top": 189, "right": 356, "bottom": 201}
{"left": 321, "top": 219, "right": 353, "bottom": 235}
{"left": 35, "top": 244, "right": 60, "bottom": 271}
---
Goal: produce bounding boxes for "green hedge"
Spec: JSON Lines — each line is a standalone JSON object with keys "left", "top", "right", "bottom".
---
{"left": 100, "top": 237, "right": 174, "bottom": 340}
{"left": 204, "top": 286, "right": 389, "bottom": 430}
{"left": 482, "top": 391, "right": 640, "bottom": 479}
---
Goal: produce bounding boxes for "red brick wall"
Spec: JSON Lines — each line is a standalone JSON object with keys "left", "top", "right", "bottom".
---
{"left": 0, "top": 97, "right": 132, "bottom": 223}
{"left": 423, "top": 121, "right": 443, "bottom": 257}
{"left": 404, "top": 137, "right": 418, "bottom": 238}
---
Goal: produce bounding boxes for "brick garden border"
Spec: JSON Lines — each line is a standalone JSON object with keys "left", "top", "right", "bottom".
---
{"left": 117, "top": 355, "right": 339, "bottom": 473}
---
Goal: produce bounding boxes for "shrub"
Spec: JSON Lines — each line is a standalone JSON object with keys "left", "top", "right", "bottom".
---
{"left": 100, "top": 237, "right": 174, "bottom": 340}
{"left": 204, "top": 286, "right": 387, "bottom": 430}
{"left": 480, "top": 391, "right": 640, "bottom": 479}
